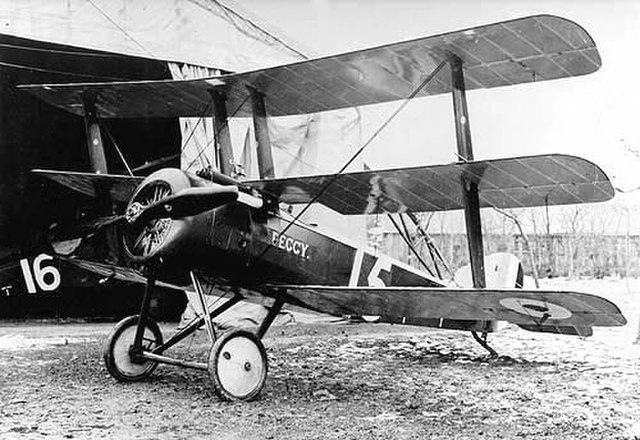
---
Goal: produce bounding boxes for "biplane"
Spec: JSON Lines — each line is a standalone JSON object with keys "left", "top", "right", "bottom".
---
{"left": 18, "top": 15, "right": 626, "bottom": 401}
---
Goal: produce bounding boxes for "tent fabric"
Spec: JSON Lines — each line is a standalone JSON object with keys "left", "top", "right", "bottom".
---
{"left": 0, "top": 0, "right": 304, "bottom": 72}
{"left": 168, "top": 63, "right": 219, "bottom": 172}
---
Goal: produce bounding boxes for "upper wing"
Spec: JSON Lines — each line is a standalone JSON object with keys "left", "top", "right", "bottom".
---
{"left": 19, "top": 15, "right": 600, "bottom": 118}
{"left": 245, "top": 154, "right": 614, "bottom": 214}
{"left": 267, "top": 285, "right": 626, "bottom": 330}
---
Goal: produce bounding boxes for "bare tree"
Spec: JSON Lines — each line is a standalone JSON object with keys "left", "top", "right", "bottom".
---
{"left": 560, "top": 206, "right": 585, "bottom": 279}
{"left": 492, "top": 207, "right": 540, "bottom": 288}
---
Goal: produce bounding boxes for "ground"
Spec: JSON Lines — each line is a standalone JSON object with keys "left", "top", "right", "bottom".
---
{"left": 1, "top": 278, "right": 640, "bottom": 440}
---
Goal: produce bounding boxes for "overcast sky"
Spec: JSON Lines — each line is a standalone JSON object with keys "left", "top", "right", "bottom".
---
{"left": 232, "top": 0, "right": 640, "bottom": 194}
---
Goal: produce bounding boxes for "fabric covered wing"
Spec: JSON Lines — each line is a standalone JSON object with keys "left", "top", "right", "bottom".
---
{"left": 60, "top": 257, "right": 186, "bottom": 291}
{"left": 246, "top": 154, "right": 613, "bottom": 214}
{"left": 33, "top": 169, "right": 143, "bottom": 203}
{"left": 19, "top": 15, "right": 600, "bottom": 118}
{"left": 270, "top": 285, "right": 625, "bottom": 329}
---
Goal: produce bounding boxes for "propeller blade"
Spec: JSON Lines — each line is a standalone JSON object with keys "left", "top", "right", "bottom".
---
{"left": 129, "top": 185, "right": 239, "bottom": 223}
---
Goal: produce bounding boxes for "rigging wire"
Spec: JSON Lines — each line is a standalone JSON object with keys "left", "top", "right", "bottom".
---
{"left": 101, "top": 123, "right": 134, "bottom": 176}
{"left": 181, "top": 101, "right": 215, "bottom": 172}
{"left": 386, "top": 213, "right": 435, "bottom": 277}
{"left": 399, "top": 212, "right": 440, "bottom": 278}
{"left": 254, "top": 60, "right": 448, "bottom": 261}
{"left": 407, "top": 211, "right": 457, "bottom": 282}
{"left": 402, "top": 211, "right": 442, "bottom": 278}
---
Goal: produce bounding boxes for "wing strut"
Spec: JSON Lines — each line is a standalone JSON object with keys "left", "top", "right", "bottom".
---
{"left": 249, "top": 88, "right": 275, "bottom": 179}
{"left": 211, "top": 91, "right": 235, "bottom": 176}
{"left": 449, "top": 53, "right": 486, "bottom": 289}
{"left": 82, "top": 93, "right": 108, "bottom": 174}
{"left": 449, "top": 54, "right": 497, "bottom": 342}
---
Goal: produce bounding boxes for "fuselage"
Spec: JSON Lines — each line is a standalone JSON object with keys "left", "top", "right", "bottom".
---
{"left": 213, "top": 204, "right": 443, "bottom": 290}
{"left": 122, "top": 168, "right": 445, "bottom": 292}
{"left": 141, "top": 201, "right": 444, "bottom": 292}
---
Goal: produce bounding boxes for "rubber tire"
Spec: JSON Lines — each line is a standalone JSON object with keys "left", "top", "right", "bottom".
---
{"left": 104, "top": 315, "right": 163, "bottom": 382}
{"left": 208, "top": 329, "right": 268, "bottom": 402}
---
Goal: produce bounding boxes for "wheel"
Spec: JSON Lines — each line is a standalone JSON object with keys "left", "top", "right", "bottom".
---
{"left": 104, "top": 315, "right": 163, "bottom": 382}
{"left": 208, "top": 329, "right": 268, "bottom": 401}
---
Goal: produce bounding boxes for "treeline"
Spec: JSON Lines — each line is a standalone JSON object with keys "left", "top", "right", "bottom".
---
{"left": 380, "top": 232, "right": 640, "bottom": 279}
{"left": 372, "top": 202, "right": 640, "bottom": 279}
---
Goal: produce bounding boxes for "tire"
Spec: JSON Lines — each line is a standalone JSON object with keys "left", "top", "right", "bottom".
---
{"left": 104, "top": 315, "right": 163, "bottom": 382}
{"left": 208, "top": 329, "right": 268, "bottom": 401}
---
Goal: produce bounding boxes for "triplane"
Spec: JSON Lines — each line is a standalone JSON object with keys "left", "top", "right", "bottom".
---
{"left": 21, "top": 15, "right": 626, "bottom": 401}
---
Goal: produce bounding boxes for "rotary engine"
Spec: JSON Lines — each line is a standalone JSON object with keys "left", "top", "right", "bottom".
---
{"left": 122, "top": 168, "right": 239, "bottom": 267}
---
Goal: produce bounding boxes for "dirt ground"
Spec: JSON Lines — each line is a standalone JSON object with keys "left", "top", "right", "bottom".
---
{"left": 1, "top": 278, "right": 640, "bottom": 440}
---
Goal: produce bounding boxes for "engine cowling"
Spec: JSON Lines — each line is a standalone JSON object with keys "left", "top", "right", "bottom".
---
{"left": 123, "top": 168, "right": 201, "bottom": 266}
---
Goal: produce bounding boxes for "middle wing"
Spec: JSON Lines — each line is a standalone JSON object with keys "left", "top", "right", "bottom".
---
{"left": 246, "top": 154, "right": 613, "bottom": 214}
{"left": 34, "top": 153, "right": 613, "bottom": 213}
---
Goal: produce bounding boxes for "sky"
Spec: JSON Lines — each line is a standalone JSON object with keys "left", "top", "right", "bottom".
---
{"left": 231, "top": 0, "right": 640, "bottom": 194}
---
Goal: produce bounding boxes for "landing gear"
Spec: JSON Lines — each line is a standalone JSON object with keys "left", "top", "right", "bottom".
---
{"left": 102, "top": 270, "right": 283, "bottom": 402}
{"left": 208, "top": 329, "right": 268, "bottom": 401}
{"left": 104, "top": 315, "right": 163, "bottom": 381}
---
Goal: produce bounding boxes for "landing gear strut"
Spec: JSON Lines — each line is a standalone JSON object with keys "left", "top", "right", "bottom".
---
{"left": 102, "top": 270, "right": 284, "bottom": 401}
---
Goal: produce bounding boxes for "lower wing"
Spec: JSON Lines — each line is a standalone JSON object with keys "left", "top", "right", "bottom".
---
{"left": 60, "top": 258, "right": 626, "bottom": 335}
{"left": 265, "top": 285, "right": 626, "bottom": 332}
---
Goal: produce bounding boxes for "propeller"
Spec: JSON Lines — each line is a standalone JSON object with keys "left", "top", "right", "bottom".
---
{"left": 125, "top": 185, "right": 239, "bottom": 224}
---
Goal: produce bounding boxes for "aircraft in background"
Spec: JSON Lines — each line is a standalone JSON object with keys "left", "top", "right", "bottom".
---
{"left": 19, "top": 15, "right": 625, "bottom": 401}
{"left": 0, "top": 33, "right": 188, "bottom": 319}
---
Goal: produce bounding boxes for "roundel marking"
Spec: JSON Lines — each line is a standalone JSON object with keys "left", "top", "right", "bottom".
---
{"left": 499, "top": 298, "right": 572, "bottom": 320}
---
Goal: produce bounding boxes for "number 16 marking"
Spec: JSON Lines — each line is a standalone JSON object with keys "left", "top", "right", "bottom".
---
{"left": 20, "top": 254, "right": 61, "bottom": 294}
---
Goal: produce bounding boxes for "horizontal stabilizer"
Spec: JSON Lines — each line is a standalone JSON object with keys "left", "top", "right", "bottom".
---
{"left": 19, "top": 15, "right": 600, "bottom": 118}
{"left": 33, "top": 169, "right": 143, "bottom": 202}
{"left": 268, "top": 285, "right": 626, "bottom": 330}
{"left": 246, "top": 154, "right": 613, "bottom": 214}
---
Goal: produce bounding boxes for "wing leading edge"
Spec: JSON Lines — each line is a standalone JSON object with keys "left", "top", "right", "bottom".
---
{"left": 19, "top": 15, "right": 600, "bottom": 118}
